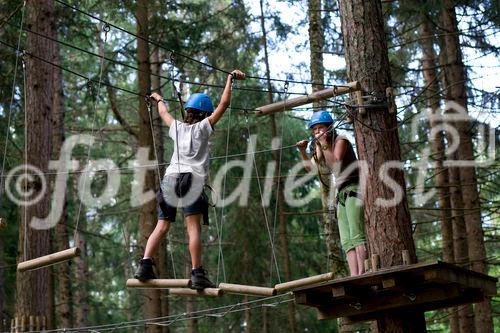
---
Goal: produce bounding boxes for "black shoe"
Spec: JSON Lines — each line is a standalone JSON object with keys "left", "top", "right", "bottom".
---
{"left": 190, "top": 267, "right": 216, "bottom": 290}
{"left": 134, "top": 258, "right": 157, "bottom": 281}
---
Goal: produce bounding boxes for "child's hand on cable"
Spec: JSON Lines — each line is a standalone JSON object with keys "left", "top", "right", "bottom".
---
{"left": 296, "top": 140, "right": 309, "bottom": 152}
{"left": 230, "top": 70, "right": 246, "bottom": 80}
{"left": 150, "top": 92, "right": 163, "bottom": 103}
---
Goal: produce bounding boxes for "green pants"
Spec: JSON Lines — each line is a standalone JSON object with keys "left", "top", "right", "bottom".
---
{"left": 336, "top": 184, "right": 366, "bottom": 252}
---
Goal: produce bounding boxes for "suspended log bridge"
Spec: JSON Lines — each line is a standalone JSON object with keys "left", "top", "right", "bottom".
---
{"left": 126, "top": 279, "right": 191, "bottom": 289}
{"left": 293, "top": 261, "right": 497, "bottom": 323}
{"left": 17, "top": 247, "right": 80, "bottom": 272}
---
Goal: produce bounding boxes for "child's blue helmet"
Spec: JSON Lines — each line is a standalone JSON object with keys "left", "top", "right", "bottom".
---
{"left": 185, "top": 93, "right": 214, "bottom": 114}
{"left": 308, "top": 111, "right": 334, "bottom": 129}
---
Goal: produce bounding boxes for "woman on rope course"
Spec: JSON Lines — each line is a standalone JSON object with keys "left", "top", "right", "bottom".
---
{"left": 134, "top": 69, "right": 246, "bottom": 290}
{"left": 296, "top": 111, "right": 367, "bottom": 276}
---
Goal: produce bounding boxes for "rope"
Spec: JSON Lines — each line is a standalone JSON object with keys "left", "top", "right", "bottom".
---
{"left": 0, "top": 1, "right": 26, "bottom": 209}
{"left": 215, "top": 76, "right": 235, "bottom": 284}
{"left": 22, "top": 53, "right": 27, "bottom": 261}
{"left": 243, "top": 109, "right": 282, "bottom": 284}
{"left": 270, "top": 81, "right": 289, "bottom": 284}
{"left": 52, "top": 0, "right": 341, "bottom": 90}
{"left": 73, "top": 24, "right": 109, "bottom": 242}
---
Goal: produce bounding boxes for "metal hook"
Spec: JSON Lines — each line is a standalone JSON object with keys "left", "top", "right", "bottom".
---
{"left": 403, "top": 293, "right": 416, "bottom": 302}
{"left": 86, "top": 79, "right": 95, "bottom": 96}
{"left": 102, "top": 24, "right": 110, "bottom": 33}
{"left": 145, "top": 95, "right": 153, "bottom": 110}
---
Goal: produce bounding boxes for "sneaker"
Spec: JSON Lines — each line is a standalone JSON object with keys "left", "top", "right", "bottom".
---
{"left": 134, "top": 258, "right": 157, "bottom": 281}
{"left": 190, "top": 267, "right": 216, "bottom": 290}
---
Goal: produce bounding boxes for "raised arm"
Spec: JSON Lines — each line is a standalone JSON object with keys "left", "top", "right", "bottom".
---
{"left": 150, "top": 92, "right": 175, "bottom": 127}
{"left": 208, "top": 69, "right": 246, "bottom": 126}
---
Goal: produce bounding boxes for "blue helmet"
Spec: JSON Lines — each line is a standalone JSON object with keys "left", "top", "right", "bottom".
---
{"left": 308, "top": 111, "right": 334, "bottom": 129}
{"left": 185, "top": 93, "right": 214, "bottom": 114}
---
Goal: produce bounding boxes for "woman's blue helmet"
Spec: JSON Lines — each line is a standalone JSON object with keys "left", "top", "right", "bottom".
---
{"left": 308, "top": 111, "right": 334, "bottom": 129}
{"left": 185, "top": 93, "right": 214, "bottom": 114}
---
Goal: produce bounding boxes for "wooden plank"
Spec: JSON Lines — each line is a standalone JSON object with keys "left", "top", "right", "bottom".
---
{"left": 343, "top": 288, "right": 485, "bottom": 323}
{"left": 17, "top": 247, "right": 80, "bottom": 272}
{"left": 382, "top": 278, "right": 396, "bottom": 289}
{"left": 255, "top": 81, "right": 361, "bottom": 116}
{"left": 316, "top": 283, "right": 477, "bottom": 320}
{"left": 295, "top": 290, "right": 335, "bottom": 307}
{"left": 332, "top": 286, "right": 346, "bottom": 298}
{"left": 126, "top": 279, "right": 191, "bottom": 289}
{"left": 424, "top": 268, "right": 497, "bottom": 296}
{"left": 295, "top": 261, "right": 497, "bottom": 293}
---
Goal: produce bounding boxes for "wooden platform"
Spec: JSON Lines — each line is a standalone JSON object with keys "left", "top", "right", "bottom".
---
{"left": 294, "top": 261, "right": 497, "bottom": 323}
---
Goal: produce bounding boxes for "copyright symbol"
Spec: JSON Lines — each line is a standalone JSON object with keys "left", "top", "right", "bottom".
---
{"left": 5, "top": 164, "right": 47, "bottom": 206}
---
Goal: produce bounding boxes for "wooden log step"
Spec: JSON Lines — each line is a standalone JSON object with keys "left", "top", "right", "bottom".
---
{"left": 17, "top": 247, "right": 80, "bottom": 272}
{"left": 169, "top": 288, "right": 223, "bottom": 297}
{"left": 275, "top": 272, "right": 335, "bottom": 292}
{"left": 126, "top": 279, "right": 191, "bottom": 289}
{"left": 219, "top": 283, "right": 276, "bottom": 296}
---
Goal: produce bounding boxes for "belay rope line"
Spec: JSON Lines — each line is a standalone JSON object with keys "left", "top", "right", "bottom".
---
{"left": 215, "top": 74, "right": 235, "bottom": 284}
{"left": 73, "top": 23, "right": 109, "bottom": 243}
{"left": 270, "top": 80, "right": 289, "bottom": 284}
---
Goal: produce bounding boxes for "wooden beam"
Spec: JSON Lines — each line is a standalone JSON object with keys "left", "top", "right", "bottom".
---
{"left": 255, "top": 81, "right": 361, "bottom": 116}
{"left": 402, "top": 250, "right": 410, "bottom": 265}
{"left": 218, "top": 283, "right": 276, "bottom": 296}
{"left": 126, "top": 279, "right": 191, "bottom": 289}
{"left": 382, "top": 278, "right": 396, "bottom": 289}
{"left": 17, "top": 247, "right": 80, "bottom": 272}
{"left": 169, "top": 288, "right": 223, "bottom": 297}
{"left": 371, "top": 254, "right": 380, "bottom": 272}
{"left": 295, "top": 290, "right": 332, "bottom": 307}
{"left": 275, "top": 272, "right": 335, "bottom": 292}
{"left": 424, "top": 268, "right": 497, "bottom": 296}
{"left": 317, "top": 284, "right": 467, "bottom": 320}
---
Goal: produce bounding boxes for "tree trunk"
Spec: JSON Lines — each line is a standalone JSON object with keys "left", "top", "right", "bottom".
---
{"left": 338, "top": 0, "right": 426, "bottom": 331}
{"left": 122, "top": 222, "right": 135, "bottom": 333}
{"left": 51, "top": 29, "right": 73, "bottom": 329}
{"left": 0, "top": 237, "right": 5, "bottom": 331}
{"left": 151, "top": 44, "right": 169, "bottom": 333}
{"left": 15, "top": 0, "right": 55, "bottom": 329}
{"left": 308, "top": 0, "right": 325, "bottom": 109}
{"left": 447, "top": 151, "right": 475, "bottom": 333}
{"left": 417, "top": 15, "right": 459, "bottom": 333}
{"left": 261, "top": 307, "right": 268, "bottom": 333}
{"left": 439, "top": 1, "right": 492, "bottom": 332}
{"left": 136, "top": 2, "right": 161, "bottom": 332}
{"left": 259, "top": 1, "right": 297, "bottom": 332}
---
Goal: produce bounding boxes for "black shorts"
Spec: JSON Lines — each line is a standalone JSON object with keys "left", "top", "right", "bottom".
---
{"left": 156, "top": 173, "right": 209, "bottom": 225}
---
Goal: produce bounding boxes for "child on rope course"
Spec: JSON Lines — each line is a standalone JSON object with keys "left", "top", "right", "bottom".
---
{"left": 134, "top": 69, "right": 246, "bottom": 290}
{"left": 296, "top": 111, "right": 367, "bottom": 276}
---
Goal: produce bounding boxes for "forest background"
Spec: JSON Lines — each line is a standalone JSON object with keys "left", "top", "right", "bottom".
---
{"left": 0, "top": 0, "right": 498, "bottom": 332}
